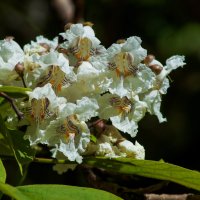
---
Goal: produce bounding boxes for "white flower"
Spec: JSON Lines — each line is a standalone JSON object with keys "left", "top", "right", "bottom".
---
{"left": 107, "top": 36, "right": 147, "bottom": 77}
{"left": 117, "top": 140, "right": 145, "bottom": 159}
{"left": 43, "top": 114, "right": 90, "bottom": 163}
{"left": 140, "top": 55, "right": 185, "bottom": 123}
{"left": 24, "top": 52, "right": 76, "bottom": 90}
{"left": 60, "top": 61, "right": 111, "bottom": 101}
{"left": 24, "top": 35, "right": 58, "bottom": 56}
{"left": 23, "top": 84, "right": 67, "bottom": 144}
{"left": 60, "top": 24, "right": 107, "bottom": 70}
{"left": 106, "top": 37, "right": 155, "bottom": 98}
{"left": 40, "top": 96, "right": 99, "bottom": 162}
{"left": 0, "top": 38, "right": 24, "bottom": 83}
{"left": 157, "top": 55, "right": 185, "bottom": 84}
{"left": 142, "top": 90, "right": 166, "bottom": 123}
{"left": 89, "top": 125, "right": 145, "bottom": 159}
{"left": 98, "top": 93, "right": 147, "bottom": 137}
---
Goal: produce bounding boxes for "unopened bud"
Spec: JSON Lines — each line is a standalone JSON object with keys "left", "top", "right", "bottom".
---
{"left": 143, "top": 54, "right": 155, "bottom": 65}
{"left": 83, "top": 21, "right": 94, "bottom": 27}
{"left": 149, "top": 64, "right": 163, "bottom": 75}
{"left": 116, "top": 39, "right": 126, "bottom": 44}
{"left": 5, "top": 36, "right": 15, "bottom": 42}
{"left": 64, "top": 23, "right": 73, "bottom": 31}
{"left": 15, "top": 63, "right": 24, "bottom": 76}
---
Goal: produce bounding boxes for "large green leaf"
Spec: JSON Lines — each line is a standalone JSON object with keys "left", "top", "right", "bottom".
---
{"left": 0, "top": 86, "right": 31, "bottom": 98}
{"left": 0, "top": 115, "right": 35, "bottom": 175}
{"left": 0, "top": 159, "right": 6, "bottom": 183}
{"left": 0, "top": 182, "right": 29, "bottom": 200}
{"left": 0, "top": 182, "right": 122, "bottom": 200}
{"left": 17, "top": 185, "right": 122, "bottom": 200}
{"left": 84, "top": 157, "right": 200, "bottom": 191}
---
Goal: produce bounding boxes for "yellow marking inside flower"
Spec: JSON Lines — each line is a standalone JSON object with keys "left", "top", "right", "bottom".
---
{"left": 38, "top": 65, "right": 68, "bottom": 93}
{"left": 110, "top": 52, "right": 137, "bottom": 77}
{"left": 31, "top": 98, "right": 49, "bottom": 123}
{"left": 110, "top": 96, "right": 133, "bottom": 118}
{"left": 73, "top": 37, "right": 93, "bottom": 61}
{"left": 57, "top": 115, "right": 81, "bottom": 143}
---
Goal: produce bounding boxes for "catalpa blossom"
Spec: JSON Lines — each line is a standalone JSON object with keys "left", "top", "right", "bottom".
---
{"left": 98, "top": 93, "right": 147, "bottom": 137}
{"left": 0, "top": 22, "right": 186, "bottom": 167}
{"left": 23, "top": 83, "right": 67, "bottom": 145}
{"left": 41, "top": 96, "right": 99, "bottom": 163}
{"left": 59, "top": 23, "right": 107, "bottom": 71}
{"left": 24, "top": 51, "right": 76, "bottom": 90}
{"left": 141, "top": 55, "right": 185, "bottom": 123}
{"left": 106, "top": 37, "right": 155, "bottom": 98}
{"left": 85, "top": 125, "right": 145, "bottom": 159}
{"left": 61, "top": 61, "right": 112, "bottom": 102}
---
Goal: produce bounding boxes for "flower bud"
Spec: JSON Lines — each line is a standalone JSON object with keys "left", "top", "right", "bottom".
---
{"left": 116, "top": 39, "right": 126, "bottom": 44}
{"left": 149, "top": 64, "right": 163, "bottom": 75}
{"left": 64, "top": 23, "right": 73, "bottom": 31}
{"left": 15, "top": 62, "right": 24, "bottom": 76}
{"left": 83, "top": 21, "right": 94, "bottom": 27}
{"left": 143, "top": 54, "right": 155, "bottom": 65}
{"left": 5, "top": 36, "right": 15, "bottom": 42}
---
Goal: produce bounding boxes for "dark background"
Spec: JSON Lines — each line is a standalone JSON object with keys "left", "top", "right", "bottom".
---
{"left": 0, "top": 0, "right": 199, "bottom": 172}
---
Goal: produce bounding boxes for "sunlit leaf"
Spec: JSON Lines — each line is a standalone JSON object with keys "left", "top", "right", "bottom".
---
{"left": 0, "top": 182, "right": 122, "bottom": 200}
{"left": 84, "top": 157, "right": 200, "bottom": 191}
{"left": 0, "top": 86, "right": 31, "bottom": 98}
{"left": 0, "top": 182, "right": 29, "bottom": 200}
{"left": 18, "top": 185, "right": 122, "bottom": 200}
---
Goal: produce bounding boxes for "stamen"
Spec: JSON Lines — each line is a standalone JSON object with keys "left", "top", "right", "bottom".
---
{"left": 37, "top": 65, "right": 70, "bottom": 93}
{"left": 31, "top": 98, "right": 50, "bottom": 124}
{"left": 110, "top": 96, "right": 133, "bottom": 118}
{"left": 70, "top": 37, "right": 93, "bottom": 61}
{"left": 109, "top": 52, "right": 138, "bottom": 77}
{"left": 56, "top": 115, "right": 81, "bottom": 143}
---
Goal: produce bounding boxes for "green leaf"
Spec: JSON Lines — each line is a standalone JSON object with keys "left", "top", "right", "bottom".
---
{"left": 0, "top": 115, "right": 35, "bottom": 175}
{"left": 10, "top": 130, "right": 35, "bottom": 166}
{"left": 84, "top": 157, "right": 200, "bottom": 191}
{"left": 0, "top": 183, "right": 122, "bottom": 200}
{"left": 90, "top": 134, "right": 97, "bottom": 143}
{"left": 0, "top": 182, "right": 29, "bottom": 200}
{"left": 17, "top": 185, "right": 122, "bottom": 200}
{"left": 0, "top": 133, "right": 13, "bottom": 157}
{"left": 0, "top": 159, "right": 6, "bottom": 183}
{"left": 0, "top": 161, "right": 6, "bottom": 200}
{"left": 0, "top": 86, "right": 31, "bottom": 98}
{"left": 0, "top": 97, "right": 4, "bottom": 105}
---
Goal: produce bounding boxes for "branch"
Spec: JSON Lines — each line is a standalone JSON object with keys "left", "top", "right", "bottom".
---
{"left": 145, "top": 194, "right": 197, "bottom": 200}
{"left": 0, "top": 92, "right": 24, "bottom": 120}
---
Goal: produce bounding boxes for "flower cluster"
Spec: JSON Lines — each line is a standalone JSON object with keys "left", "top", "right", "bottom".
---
{"left": 0, "top": 24, "right": 185, "bottom": 172}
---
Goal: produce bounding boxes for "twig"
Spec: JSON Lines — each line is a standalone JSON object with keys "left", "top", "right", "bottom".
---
{"left": 145, "top": 193, "right": 198, "bottom": 200}
{"left": 0, "top": 92, "right": 24, "bottom": 120}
